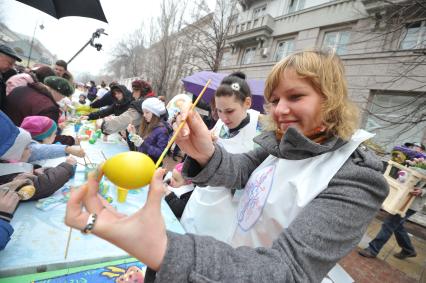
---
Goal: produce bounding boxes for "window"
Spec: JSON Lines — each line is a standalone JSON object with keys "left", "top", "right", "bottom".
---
{"left": 221, "top": 51, "right": 232, "bottom": 67}
{"left": 241, "top": 47, "right": 256, "bottom": 65}
{"left": 365, "top": 92, "right": 426, "bottom": 151}
{"left": 400, "top": 21, "right": 426, "bottom": 49}
{"left": 322, "top": 30, "right": 350, "bottom": 55}
{"left": 288, "top": 0, "right": 305, "bottom": 13}
{"left": 274, "top": 39, "right": 294, "bottom": 61}
{"left": 253, "top": 5, "right": 266, "bottom": 19}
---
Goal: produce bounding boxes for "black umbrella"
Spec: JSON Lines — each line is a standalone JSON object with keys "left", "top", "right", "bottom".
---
{"left": 16, "top": 0, "right": 108, "bottom": 23}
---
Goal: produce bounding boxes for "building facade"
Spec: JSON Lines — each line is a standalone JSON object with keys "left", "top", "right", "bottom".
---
{"left": 218, "top": 0, "right": 426, "bottom": 151}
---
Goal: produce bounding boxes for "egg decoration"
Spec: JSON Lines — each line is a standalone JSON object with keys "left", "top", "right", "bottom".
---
{"left": 102, "top": 152, "right": 155, "bottom": 189}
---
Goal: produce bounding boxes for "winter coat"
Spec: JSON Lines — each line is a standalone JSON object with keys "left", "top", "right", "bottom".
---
{"left": 136, "top": 123, "right": 169, "bottom": 163}
{"left": 0, "top": 161, "right": 74, "bottom": 200}
{"left": 148, "top": 128, "right": 389, "bottom": 283}
{"left": 4, "top": 85, "right": 60, "bottom": 126}
{"left": 88, "top": 86, "right": 132, "bottom": 120}
{"left": 0, "top": 111, "right": 19, "bottom": 157}
{"left": 90, "top": 84, "right": 131, "bottom": 109}
{"left": 101, "top": 92, "right": 156, "bottom": 135}
{"left": 87, "top": 86, "right": 98, "bottom": 102}
{"left": 0, "top": 219, "right": 13, "bottom": 251}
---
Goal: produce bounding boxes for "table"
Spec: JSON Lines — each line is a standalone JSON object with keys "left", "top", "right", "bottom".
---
{"left": 0, "top": 122, "right": 185, "bottom": 278}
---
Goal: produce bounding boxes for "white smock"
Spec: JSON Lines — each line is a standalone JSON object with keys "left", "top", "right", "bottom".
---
{"left": 180, "top": 109, "right": 260, "bottom": 242}
{"left": 230, "top": 129, "right": 375, "bottom": 248}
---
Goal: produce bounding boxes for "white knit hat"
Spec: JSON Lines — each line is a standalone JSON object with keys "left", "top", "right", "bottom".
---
{"left": 1, "top": 128, "right": 32, "bottom": 161}
{"left": 142, "top": 97, "right": 166, "bottom": 117}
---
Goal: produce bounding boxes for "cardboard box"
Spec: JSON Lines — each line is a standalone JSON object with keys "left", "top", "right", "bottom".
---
{"left": 382, "top": 160, "right": 426, "bottom": 217}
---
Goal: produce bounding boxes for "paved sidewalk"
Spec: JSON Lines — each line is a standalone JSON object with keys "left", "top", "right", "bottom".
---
{"left": 340, "top": 217, "right": 426, "bottom": 282}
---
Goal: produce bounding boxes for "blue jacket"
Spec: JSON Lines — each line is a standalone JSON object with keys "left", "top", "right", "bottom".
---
{"left": 137, "top": 124, "right": 170, "bottom": 163}
{"left": 0, "top": 110, "right": 19, "bottom": 157}
{"left": 27, "top": 141, "right": 67, "bottom": 163}
{"left": 0, "top": 219, "right": 13, "bottom": 250}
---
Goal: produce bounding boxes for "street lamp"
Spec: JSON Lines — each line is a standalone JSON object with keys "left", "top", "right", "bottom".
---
{"left": 27, "top": 22, "right": 44, "bottom": 68}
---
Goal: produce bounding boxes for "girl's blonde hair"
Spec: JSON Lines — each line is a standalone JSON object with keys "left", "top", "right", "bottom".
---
{"left": 264, "top": 50, "right": 359, "bottom": 140}
{"left": 139, "top": 115, "right": 162, "bottom": 139}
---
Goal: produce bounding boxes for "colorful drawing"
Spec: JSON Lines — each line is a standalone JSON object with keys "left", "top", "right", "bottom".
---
{"left": 33, "top": 261, "right": 146, "bottom": 283}
{"left": 237, "top": 165, "right": 275, "bottom": 231}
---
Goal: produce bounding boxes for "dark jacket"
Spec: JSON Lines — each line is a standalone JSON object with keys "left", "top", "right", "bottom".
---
{"left": 87, "top": 86, "right": 98, "bottom": 102}
{"left": 4, "top": 84, "right": 60, "bottom": 125}
{"left": 137, "top": 123, "right": 169, "bottom": 163}
{"left": 90, "top": 85, "right": 131, "bottom": 109}
{"left": 88, "top": 85, "right": 132, "bottom": 120}
{"left": 0, "top": 219, "right": 13, "bottom": 251}
{"left": 165, "top": 190, "right": 193, "bottom": 219}
{"left": 0, "top": 162, "right": 74, "bottom": 200}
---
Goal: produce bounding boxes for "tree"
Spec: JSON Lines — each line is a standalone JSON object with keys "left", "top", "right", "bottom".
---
{"left": 350, "top": 0, "right": 426, "bottom": 149}
{"left": 184, "top": 0, "right": 239, "bottom": 72}
{"left": 107, "top": 26, "right": 146, "bottom": 79}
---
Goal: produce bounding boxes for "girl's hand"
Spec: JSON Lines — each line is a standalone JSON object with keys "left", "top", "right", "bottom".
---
{"left": 174, "top": 109, "right": 215, "bottom": 166}
{"left": 65, "top": 168, "right": 168, "bottom": 270}
{"left": 127, "top": 124, "right": 136, "bottom": 134}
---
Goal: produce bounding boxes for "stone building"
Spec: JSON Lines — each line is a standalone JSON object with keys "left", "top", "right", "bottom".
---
{"left": 218, "top": 0, "right": 426, "bottom": 150}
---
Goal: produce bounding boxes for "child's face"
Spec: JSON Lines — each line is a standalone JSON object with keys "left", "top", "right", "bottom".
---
{"left": 42, "top": 132, "right": 57, "bottom": 144}
{"left": 170, "top": 169, "right": 185, "bottom": 188}
{"left": 143, "top": 110, "right": 153, "bottom": 123}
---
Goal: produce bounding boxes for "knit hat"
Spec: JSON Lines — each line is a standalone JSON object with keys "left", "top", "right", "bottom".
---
{"left": 44, "top": 76, "right": 74, "bottom": 97}
{"left": 1, "top": 128, "right": 32, "bottom": 161}
{"left": 142, "top": 97, "right": 166, "bottom": 117}
{"left": 6, "top": 73, "right": 34, "bottom": 95}
{"left": 0, "top": 111, "right": 19, "bottom": 157}
{"left": 20, "top": 116, "right": 57, "bottom": 142}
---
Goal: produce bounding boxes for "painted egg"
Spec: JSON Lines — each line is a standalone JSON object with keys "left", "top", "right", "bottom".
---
{"left": 102, "top": 152, "right": 155, "bottom": 189}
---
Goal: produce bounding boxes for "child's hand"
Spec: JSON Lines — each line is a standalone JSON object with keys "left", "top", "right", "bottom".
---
{"left": 66, "top": 156, "right": 77, "bottom": 166}
{"left": 66, "top": 146, "right": 86, "bottom": 158}
{"left": 127, "top": 124, "right": 136, "bottom": 134}
{"left": 80, "top": 116, "right": 89, "bottom": 120}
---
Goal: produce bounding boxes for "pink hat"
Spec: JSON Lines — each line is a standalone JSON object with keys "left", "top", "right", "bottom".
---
{"left": 20, "top": 116, "right": 57, "bottom": 142}
{"left": 6, "top": 73, "right": 34, "bottom": 95}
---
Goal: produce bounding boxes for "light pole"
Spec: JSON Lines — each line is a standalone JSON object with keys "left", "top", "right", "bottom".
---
{"left": 27, "top": 22, "right": 44, "bottom": 68}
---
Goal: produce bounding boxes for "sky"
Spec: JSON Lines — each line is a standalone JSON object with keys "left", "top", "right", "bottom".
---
{"left": 2, "top": 0, "right": 215, "bottom": 77}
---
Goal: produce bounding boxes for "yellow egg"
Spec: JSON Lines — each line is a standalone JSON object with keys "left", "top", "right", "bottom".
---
{"left": 102, "top": 152, "right": 155, "bottom": 189}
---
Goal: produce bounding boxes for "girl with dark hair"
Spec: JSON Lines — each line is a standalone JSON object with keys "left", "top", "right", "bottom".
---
{"left": 180, "top": 71, "right": 263, "bottom": 241}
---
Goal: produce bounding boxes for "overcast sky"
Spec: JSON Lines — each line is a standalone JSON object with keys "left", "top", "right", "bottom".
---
{"left": 2, "top": 0, "right": 215, "bottom": 76}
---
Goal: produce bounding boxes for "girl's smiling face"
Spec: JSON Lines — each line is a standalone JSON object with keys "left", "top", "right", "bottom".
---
{"left": 269, "top": 68, "right": 324, "bottom": 136}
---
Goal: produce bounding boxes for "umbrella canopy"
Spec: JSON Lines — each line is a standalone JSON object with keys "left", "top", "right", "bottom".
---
{"left": 16, "top": 0, "right": 108, "bottom": 23}
{"left": 182, "top": 71, "right": 265, "bottom": 113}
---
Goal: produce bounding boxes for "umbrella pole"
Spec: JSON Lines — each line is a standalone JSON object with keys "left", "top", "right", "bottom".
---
{"left": 155, "top": 79, "right": 211, "bottom": 168}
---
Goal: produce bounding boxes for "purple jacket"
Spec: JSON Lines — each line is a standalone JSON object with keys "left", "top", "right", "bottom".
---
{"left": 137, "top": 124, "right": 170, "bottom": 162}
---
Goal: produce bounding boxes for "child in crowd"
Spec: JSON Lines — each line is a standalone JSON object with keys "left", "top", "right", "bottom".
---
{"left": 164, "top": 163, "right": 195, "bottom": 219}
{"left": 0, "top": 111, "right": 76, "bottom": 200}
{"left": 20, "top": 116, "right": 85, "bottom": 163}
{"left": 127, "top": 97, "right": 170, "bottom": 163}
{"left": 78, "top": 94, "right": 87, "bottom": 105}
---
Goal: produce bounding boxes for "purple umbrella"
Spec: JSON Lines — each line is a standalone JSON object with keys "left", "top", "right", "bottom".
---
{"left": 182, "top": 71, "right": 265, "bottom": 113}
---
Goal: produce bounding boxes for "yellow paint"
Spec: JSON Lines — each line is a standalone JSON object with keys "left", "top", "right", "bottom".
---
{"left": 101, "top": 271, "right": 120, "bottom": 278}
{"left": 106, "top": 266, "right": 126, "bottom": 273}
{"left": 102, "top": 152, "right": 155, "bottom": 189}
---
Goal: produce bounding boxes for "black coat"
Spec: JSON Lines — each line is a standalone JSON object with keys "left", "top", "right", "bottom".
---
{"left": 88, "top": 85, "right": 133, "bottom": 120}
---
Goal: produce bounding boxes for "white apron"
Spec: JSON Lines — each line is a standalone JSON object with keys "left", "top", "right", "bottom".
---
{"left": 231, "top": 129, "right": 374, "bottom": 248}
{"left": 180, "top": 109, "right": 260, "bottom": 242}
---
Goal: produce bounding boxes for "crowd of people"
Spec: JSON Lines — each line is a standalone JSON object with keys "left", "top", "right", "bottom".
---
{"left": 0, "top": 42, "right": 425, "bottom": 282}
